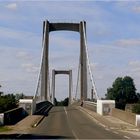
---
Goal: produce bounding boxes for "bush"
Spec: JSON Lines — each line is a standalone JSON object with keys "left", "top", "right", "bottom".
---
{"left": 132, "top": 104, "right": 140, "bottom": 114}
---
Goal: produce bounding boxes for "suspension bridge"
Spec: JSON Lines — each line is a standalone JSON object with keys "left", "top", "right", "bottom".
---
{"left": 2, "top": 20, "right": 139, "bottom": 139}
{"left": 32, "top": 20, "right": 99, "bottom": 109}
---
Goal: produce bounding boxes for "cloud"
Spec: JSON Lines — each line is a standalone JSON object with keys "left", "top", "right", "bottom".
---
{"left": 128, "top": 60, "right": 140, "bottom": 73}
{"left": 132, "top": 6, "right": 140, "bottom": 13}
{"left": 129, "top": 60, "right": 140, "bottom": 66}
{"left": 114, "top": 39, "right": 140, "bottom": 47}
{"left": 21, "top": 63, "right": 39, "bottom": 73}
{"left": 16, "top": 51, "right": 32, "bottom": 60}
{"left": 5, "top": 3, "right": 17, "bottom": 10}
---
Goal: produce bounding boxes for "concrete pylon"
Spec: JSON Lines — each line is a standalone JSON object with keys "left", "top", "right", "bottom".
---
{"left": 41, "top": 21, "right": 49, "bottom": 101}
{"left": 80, "top": 21, "right": 87, "bottom": 100}
{"left": 41, "top": 20, "right": 87, "bottom": 101}
{"left": 52, "top": 70, "right": 72, "bottom": 105}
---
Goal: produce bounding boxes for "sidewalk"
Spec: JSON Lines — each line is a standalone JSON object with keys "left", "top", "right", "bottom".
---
{"left": 78, "top": 106, "right": 140, "bottom": 131}
{"left": 0, "top": 115, "right": 44, "bottom": 134}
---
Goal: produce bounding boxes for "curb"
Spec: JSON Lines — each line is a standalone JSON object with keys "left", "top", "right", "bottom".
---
{"left": 32, "top": 116, "right": 45, "bottom": 128}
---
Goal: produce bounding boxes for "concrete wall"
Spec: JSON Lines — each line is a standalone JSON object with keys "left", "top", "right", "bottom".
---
{"left": 97, "top": 100, "right": 115, "bottom": 115}
{"left": 4, "top": 107, "right": 27, "bottom": 125}
{"left": 0, "top": 113, "right": 4, "bottom": 126}
{"left": 111, "top": 108, "right": 136, "bottom": 125}
{"left": 136, "top": 115, "right": 140, "bottom": 127}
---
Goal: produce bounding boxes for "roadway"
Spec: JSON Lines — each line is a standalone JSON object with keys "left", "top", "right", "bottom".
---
{"left": 28, "top": 106, "right": 125, "bottom": 139}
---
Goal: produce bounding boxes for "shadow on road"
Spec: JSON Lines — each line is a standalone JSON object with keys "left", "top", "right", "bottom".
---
{"left": 0, "top": 134, "right": 73, "bottom": 139}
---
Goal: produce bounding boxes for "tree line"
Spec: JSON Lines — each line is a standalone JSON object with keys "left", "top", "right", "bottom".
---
{"left": 105, "top": 76, "right": 140, "bottom": 113}
{"left": 0, "top": 85, "right": 25, "bottom": 113}
{"left": 54, "top": 97, "right": 69, "bottom": 106}
{"left": 1, "top": 75, "right": 140, "bottom": 114}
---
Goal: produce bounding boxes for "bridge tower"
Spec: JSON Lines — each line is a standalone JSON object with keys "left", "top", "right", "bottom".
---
{"left": 41, "top": 20, "right": 87, "bottom": 101}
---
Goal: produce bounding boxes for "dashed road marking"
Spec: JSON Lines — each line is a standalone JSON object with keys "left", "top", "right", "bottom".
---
{"left": 64, "top": 107, "right": 67, "bottom": 115}
{"left": 113, "top": 131, "right": 119, "bottom": 134}
{"left": 124, "top": 135, "right": 130, "bottom": 139}
{"left": 64, "top": 107, "right": 79, "bottom": 140}
{"left": 72, "top": 130, "right": 79, "bottom": 140}
{"left": 16, "top": 134, "right": 23, "bottom": 138}
{"left": 105, "top": 128, "right": 110, "bottom": 131}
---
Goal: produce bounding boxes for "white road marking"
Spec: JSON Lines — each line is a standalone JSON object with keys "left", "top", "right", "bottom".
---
{"left": 113, "top": 131, "right": 119, "bottom": 134}
{"left": 16, "top": 134, "right": 23, "bottom": 138}
{"left": 105, "top": 128, "right": 110, "bottom": 131}
{"left": 72, "top": 130, "right": 79, "bottom": 140}
{"left": 64, "top": 107, "right": 79, "bottom": 139}
{"left": 64, "top": 107, "right": 67, "bottom": 115}
{"left": 124, "top": 135, "right": 130, "bottom": 139}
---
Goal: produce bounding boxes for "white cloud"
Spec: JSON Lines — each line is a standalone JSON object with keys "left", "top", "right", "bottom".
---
{"left": 128, "top": 60, "right": 140, "bottom": 73}
{"left": 114, "top": 39, "right": 140, "bottom": 47}
{"left": 129, "top": 60, "right": 140, "bottom": 66}
{"left": 16, "top": 51, "right": 32, "bottom": 60}
{"left": 21, "top": 63, "right": 39, "bottom": 73}
{"left": 5, "top": 3, "right": 17, "bottom": 10}
{"left": 132, "top": 6, "right": 140, "bottom": 13}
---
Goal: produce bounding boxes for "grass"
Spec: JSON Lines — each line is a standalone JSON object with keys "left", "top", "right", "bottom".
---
{"left": 0, "top": 126, "right": 12, "bottom": 132}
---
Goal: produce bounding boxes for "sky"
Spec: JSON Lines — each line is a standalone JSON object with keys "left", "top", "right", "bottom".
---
{"left": 1, "top": 1, "right": 140, "bottom": 101}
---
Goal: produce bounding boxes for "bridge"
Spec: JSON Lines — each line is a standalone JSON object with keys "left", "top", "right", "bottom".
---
{"left": 4, "top": 20, "right": 140, "bottom": 139}
{"left": 23, "top": 20, "right": 102, "bottom": 113}
{"left": 18, "top": 20, "right": 116, "bottom": 121}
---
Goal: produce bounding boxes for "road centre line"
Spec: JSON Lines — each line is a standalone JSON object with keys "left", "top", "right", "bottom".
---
{"left": 124, "top": 135, "right": 131, "bottom": 139}
{"left": 64, "top": 107, "right": 79, "bottom": 140}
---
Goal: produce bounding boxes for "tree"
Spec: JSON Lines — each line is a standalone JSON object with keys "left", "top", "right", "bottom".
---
{"left": 62, "top": 97, "right": 69, "bottom": 106}
{"left": 105, "top": 76, "right": 138, "bottom": 109}
{"left": 0, "top": 85, "right": 3, "bottom": 96}
{"left": 0, "top": 94, "right": 17, "bottom": 113}
{"left": 15, "top": 93, "right": 25, "bottom": 101}
{"left": 132, "top": 104, "right": 140, "bottom": 114}
{"left": 54, "top": 98, "right": 58, "bottom": 106}
{"left": 54, "top": 97, "right": 69, "bottom": 106}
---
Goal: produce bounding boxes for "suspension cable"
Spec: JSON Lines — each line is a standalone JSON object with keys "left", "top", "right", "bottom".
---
{"left": 82, "top": 21, "right": 99, "bottom": 100}
{"left": 33, "top": 21, "right": 47, "bottom": 100}
{"left": 75, "top": 57, "right": 81, "bottom": 100}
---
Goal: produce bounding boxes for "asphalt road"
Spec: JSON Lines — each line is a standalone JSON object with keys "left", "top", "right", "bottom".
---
{"left": 28, "top": 106, "right": 125, "bottom": 139}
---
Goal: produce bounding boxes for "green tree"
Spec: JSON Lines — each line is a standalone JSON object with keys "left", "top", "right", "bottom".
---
{"left": 0, "top": 85, "right": 3, "bottom": 96}
{"left": 0, "top": 94, "right": 17, "bottom": 113}
{"left": 54, "top": 98, "right": 58, "bottom": 106}
{"left": 62, "top": 97, "right": 69, "bottom": 106}
{"left": 105, "top": 76, "right": 138, "bottom": 110}
{"left": 132, "top": 104, "right": 140, "bottom": 114}
{"left": 15, "top": 93, "right": 25, "bottom": 101}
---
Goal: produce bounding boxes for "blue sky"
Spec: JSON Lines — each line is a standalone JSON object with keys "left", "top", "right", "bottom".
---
{"left": 1, "top": 1, "right": 140, "bottom": 100}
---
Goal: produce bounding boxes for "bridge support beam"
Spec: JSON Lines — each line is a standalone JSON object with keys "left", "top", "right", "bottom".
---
{"left": 52, "top": 70, "right": 72, "bottom": 105}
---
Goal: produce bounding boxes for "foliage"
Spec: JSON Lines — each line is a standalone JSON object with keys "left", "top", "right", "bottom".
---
{"left": 105, "top": 76, "right": 138, "bottom": 110}
{"left": 132, "top": 104, "right": 140, "bottom": 114}
{"left": 54, "top": 97, "right": 69, "bottom": 106}
{"left": 15, "top": 93, "right": 25, "bottom": 101}
{"left": 0, "top": 85, "right": 3, "bottom": 96}
{"left": 0, "top": 94, "right": 17, "bottom": 113}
